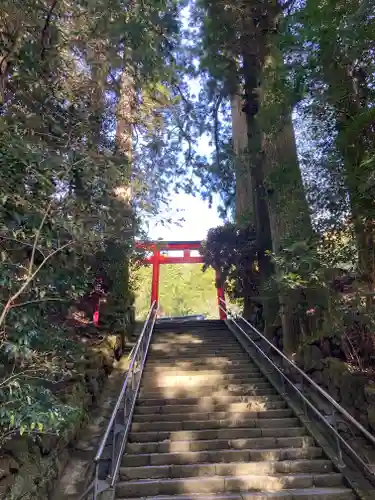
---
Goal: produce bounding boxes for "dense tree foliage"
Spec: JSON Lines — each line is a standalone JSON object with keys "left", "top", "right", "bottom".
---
{"left": 0, "top": 0, "right": 185, "bottom": 443}
{"left": 1, "top": 0, "right": 375, "bottom": 463}
{"left": 192, "top": 0, "right": 375, "bottom": 357}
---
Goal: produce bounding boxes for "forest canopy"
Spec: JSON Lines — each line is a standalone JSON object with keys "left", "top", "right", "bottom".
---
{"left": 1, "top": 0, "right": 375, "bottom": 458}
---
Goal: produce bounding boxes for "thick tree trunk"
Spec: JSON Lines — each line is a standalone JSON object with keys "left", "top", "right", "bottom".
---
{"left": 89, "top": 44, "right": 109, "bottom": 148}
{"left": 262, "top": 119, "right": 312, "bottom": 250}
{"left": 116, "top": 69, "right": 135, "bottom": 165}
{"left": 242, "top": 51, "right": 279, "bottom": 339}
{"left": 231, "top": 92, "right": 253, "bottom": 227}
{"left": 263, "top": 118, "right": 311, "bottom": 355}
{"left": 261, "top": 49, "right": 315, "bottom": 356}
{"left": 114, "top": 65, "right": 136, "bottom": 351}
{"left": 231, "top": 92, "right": 259, "bottom": 320}
{"left": 238, "top": 2, "right": 315, "bottom": 353}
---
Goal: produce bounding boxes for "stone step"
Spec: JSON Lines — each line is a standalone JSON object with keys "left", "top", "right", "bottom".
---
{"left": 131, "top": 413, "right": 297, "bottom": 429}
{"left": 140, "top": 373, "right": 270, "bottom": 389}
{"left": 116, "top": 472, "right": 343, "bottom": 497}
{"left": 147, "top": 345, "right": 247, "bottom": 353}
{"left": 144, "top": 358, "right": 253, "bottom": 368}
{"left": 148, "top": 342, "right": 248, "bottom": 357}
{"left": 143, "top": 364, "right": 259, "bottom": 373}
{"left": 142, "top": 365, "right": 259, "bottom": 376}
{"left": 152, "top": 339, "right": 235, "bottom": 343}
{"left": 142, "top": 366, "right": 259, "bottom": 375}
{"left": 120, "top": 459, "right": 334, "bottom": 480}
{"left": 149, "top": 338, "right": 241, "bottom": 343}
{"left": 114, "top": 326, "right": 356, "bottom": 500}
{"left": 148, "top": 346, "right": 246, "bottom": 353}
{"left": 149, "top": 340, "right": 243, "bottom": 347}
{"left": 136, "top": 390, "right": 278, "bottom": 407}
{"left": 126, "top": 436, "right": 314, "bottom": 454}
{"left": 137, "top": 389, "right": 276, "bottom": 404}
{"left": 139, "top": 381, "right": 272, "bottom": 398}
{"left": 147, "top": 344, "right": 249, "bottom": 351}
{"left": 153, "top": 330, "right": 230, "bottom": 336}
{"left": 129, "top": 427, "right": 305, "bottom": 444}
{"left": 133, "top": 399, "right": 286, "bottom": 416}
{"left": 130, "top": 418, "right": 300, "bottom": 433}
{"left": 153, "top": 333, "right": 231, "bottom": 339}
{"left": 116, "top": 488, "right": 354, "bottom": 500}
{"left": 149, "top": 344, "right": 244, "bottom": 349}
{"left": 145, "top": 352, "right": 247, "bottom": 360}
{"left": 121, "top": 446, "right": 324, "bottom": 467}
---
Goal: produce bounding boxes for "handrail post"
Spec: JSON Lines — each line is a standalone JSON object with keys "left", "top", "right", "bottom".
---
{"left": 151, "top": 249, "right": 160, "bottom": 306}
{"left": 331, "top": 409, "right": 345, "bottom": 468}
{"left": 216, "top": 272, "right": 226, "bottom": 319}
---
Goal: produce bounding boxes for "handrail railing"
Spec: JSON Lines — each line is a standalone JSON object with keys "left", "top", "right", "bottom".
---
{"left": 220, "top": 300, "right": 375, "bottom": 485}
{"left": 81, "top": 301, "right": 158, "bottom": 500}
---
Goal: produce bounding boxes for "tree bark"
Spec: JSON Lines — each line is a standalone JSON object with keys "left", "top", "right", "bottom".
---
{"left": 260, "top": 49, "right": 314, "bottom": 355}
{"left": 236, "top": 1, "right": 285, "bottom": 339}
{"left": 88, "top": 43, "right": 109, "bottom": 148}
{"left": 238, "top": 2, "right": 315, "bottom": 352}
{"left": 263, "top": 117, "right": 311, "bottom": 355}
{"left": 114, "top": 64, "right": 136, "bottom": 351}
{"left": 116, "top": 69, "right": 135, "bottom": 164}
{"left": 242, "top": 50, "right": 279, "bottom": 339}
{"left": 231, "top": 92, "right": 253, "bottom": 227}
{"left": 231, "top": 91, "right": 260, "bottom": 320}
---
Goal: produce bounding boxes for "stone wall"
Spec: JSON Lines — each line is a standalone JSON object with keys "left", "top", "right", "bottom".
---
{"left": 0, "top": 335, "right": 121, "bottom": 499}
{"left": 297, "top": 343, "right": 375, "bottom": 431}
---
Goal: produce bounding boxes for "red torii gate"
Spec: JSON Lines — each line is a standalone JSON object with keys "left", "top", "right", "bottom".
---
{"left": 136, "top": 241, "right": 227, "bottom": 320}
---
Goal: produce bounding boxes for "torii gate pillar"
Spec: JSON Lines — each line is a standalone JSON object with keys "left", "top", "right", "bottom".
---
{"left": 138, "top": 241, "right": 227, "bottom": 320}
{"left": 151, "top": 247, "right": 160, "bottom": 305}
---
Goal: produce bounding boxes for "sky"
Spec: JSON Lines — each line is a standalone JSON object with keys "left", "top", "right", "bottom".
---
{"left": 147, "top": 191, "right": 222, "bottom": 241}
{"left": 144, "top": 5, "right": 223, "bottom": 243}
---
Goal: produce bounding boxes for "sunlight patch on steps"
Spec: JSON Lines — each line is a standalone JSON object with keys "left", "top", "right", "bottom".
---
{"left": 145, "top": 355, "right": 238, "bottom": 368}
{"left": 156, "top": 474, "right": 286, "bottom": 495}
{"left": 152, "top": 333, "right": 204, "bottom": 345}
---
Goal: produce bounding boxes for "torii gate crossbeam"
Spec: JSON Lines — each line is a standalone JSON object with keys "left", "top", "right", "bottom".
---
{"left": 136, "top": 241, "right": 227, "bottom": 320}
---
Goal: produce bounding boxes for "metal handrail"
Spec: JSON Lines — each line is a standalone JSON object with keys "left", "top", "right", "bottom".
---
{"left": 220, "top": 300, "right": 375, "bottom": 483}
{"left": 81, "top": 301, "right": 158, "bottom": 500}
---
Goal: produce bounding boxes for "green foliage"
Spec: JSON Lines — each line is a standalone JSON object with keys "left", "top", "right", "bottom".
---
{"left": 0, "top": 375, "right": 84, "bottom": 441}
{"left": 0, "top": 0, "right": 183, "bottom": 444}
{"left": 1, "top": 0, "right": 374, "bottom": 445}
{"left": 271, "top": 241, "right": 323, "bottom": 291}
{"left": 134, "top": 264, "right": 217, "bottom": 319}
{"left": 195, "top": 0, "right": 375, "bottom": 353}
{"left": 201, "top": 223, "right": 261, "bottom": 321}
{"left": 285, "top": 0, "right": 375, "bottom": 268}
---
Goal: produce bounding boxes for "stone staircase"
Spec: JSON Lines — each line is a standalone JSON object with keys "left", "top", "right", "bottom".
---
{"left": 116, "top": 324, "right": 355, "bottom": 500}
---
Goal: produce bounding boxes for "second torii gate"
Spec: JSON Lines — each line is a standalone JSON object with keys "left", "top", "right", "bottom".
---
{"left": 137, "top": 240, "right": 227, "bottom": 320}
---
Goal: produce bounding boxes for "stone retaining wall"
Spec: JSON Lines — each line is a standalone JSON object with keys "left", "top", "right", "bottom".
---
{"left": 0, "top": 335, "right": 122, "bottom": 499}
{"left": 296, "top": 343, "right": 375, "bottom": 431}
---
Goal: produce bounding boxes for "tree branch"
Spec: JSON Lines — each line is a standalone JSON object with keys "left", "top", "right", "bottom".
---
{"left": 28, "top": 201, "right": 52, "bottom": 276}
{"left": 0, "top": 241, "right": 73, "bottom": 327}
{"left": 0, "top": 235, "right": 46, "bottom": 259}
{"left": 10, "top": 297, "right": 68, "bottom": 309}
{"left": 40, "top": 0, "right": 59, "bottom": 60}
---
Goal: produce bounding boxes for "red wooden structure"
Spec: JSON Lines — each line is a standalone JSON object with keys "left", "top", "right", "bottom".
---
{"left": 136, "top": 241, "right": 227, "bottom": 320}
